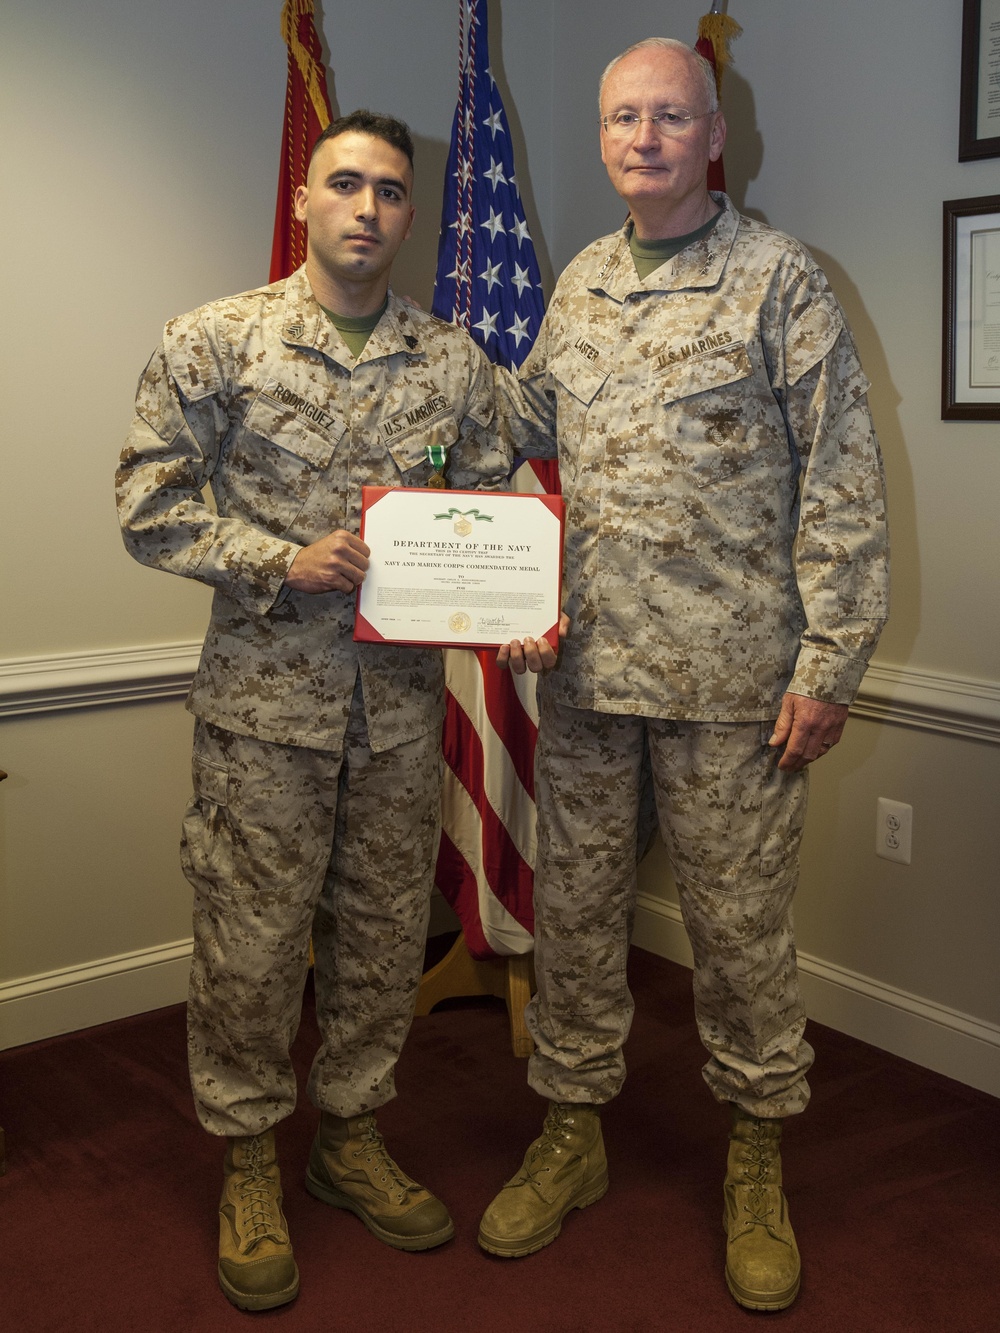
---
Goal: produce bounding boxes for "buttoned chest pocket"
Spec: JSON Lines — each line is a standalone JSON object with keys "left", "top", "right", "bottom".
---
{"left": 225, "top": 390, "right": 347, "bottom": 536}
{"left": 551, "top": 350, "right": 610, "bottom": 486}
{"left": 382, "top": 409, "right": 461, "bottom": 485}
{"left": 654, "top": 340, "right": 761, "bottom": 487}
{"left": 552, "top": 349, "right": 610, "bottom": 410}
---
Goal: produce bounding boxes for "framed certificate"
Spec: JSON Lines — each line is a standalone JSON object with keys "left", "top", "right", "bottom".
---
{"left": 355, "top": 487, "right": 564, "bottom": 649}
{"left": 959, "top": 0, "right": 1000, "bottom": 161}
{"left": 942, "top": 194, "right": 1000, "bottom": 420}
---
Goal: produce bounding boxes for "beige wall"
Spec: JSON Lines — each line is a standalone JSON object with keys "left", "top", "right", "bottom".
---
{"left": 1, "top": 2, "right": 997, "bottom": 1094}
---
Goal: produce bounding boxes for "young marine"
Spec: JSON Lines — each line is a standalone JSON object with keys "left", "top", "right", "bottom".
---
{"left": 116, "top": 110, "right": 510, "bottom": 1311}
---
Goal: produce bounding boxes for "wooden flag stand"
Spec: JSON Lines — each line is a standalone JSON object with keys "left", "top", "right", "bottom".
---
{"left": 415, "top": 932, "right": 536, "bottom": 1059}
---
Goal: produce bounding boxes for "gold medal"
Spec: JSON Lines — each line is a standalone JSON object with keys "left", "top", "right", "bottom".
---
{"left": 427, "top": 470, "right": 448, "bottom": 489}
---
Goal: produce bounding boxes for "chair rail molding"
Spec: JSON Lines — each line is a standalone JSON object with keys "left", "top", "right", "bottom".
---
{"left": 0, "top": 643, "right": 202, "bottom": 717}
{"left": 850, "top": 660, "right": 1000, "bottom": 742}
{"left": 2, "top": 647, "right": 997, "bottom": 741}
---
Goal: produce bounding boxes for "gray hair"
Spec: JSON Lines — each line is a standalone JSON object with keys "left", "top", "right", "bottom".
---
{"left": 598, "top": 38, "right": 719, "bottom": 115}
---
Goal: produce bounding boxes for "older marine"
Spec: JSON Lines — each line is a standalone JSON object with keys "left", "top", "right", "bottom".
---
{"left": 486, "top": 38, "right": 889, "bottom": 1312}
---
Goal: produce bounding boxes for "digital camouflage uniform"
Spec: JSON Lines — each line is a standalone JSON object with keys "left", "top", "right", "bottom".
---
{"left": 498, "top": 195, "right": 889, "bottom": 1116}
{"left": 117, "top": 268, "right": 510, "bottom": 1135}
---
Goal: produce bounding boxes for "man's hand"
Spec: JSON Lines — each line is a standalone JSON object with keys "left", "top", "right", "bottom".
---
{"left": 768, "top": 692, "right": 849, "bottom": 772}
{"left": 284, "top": 530, "right": 370, "bottom": 594}
{"left": 497, "top": 612, "right": 570, "bottom": 674}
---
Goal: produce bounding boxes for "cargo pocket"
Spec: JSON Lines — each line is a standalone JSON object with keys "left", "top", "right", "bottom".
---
{"left": 181, "top": 753, "right": 234, "bottom": 896}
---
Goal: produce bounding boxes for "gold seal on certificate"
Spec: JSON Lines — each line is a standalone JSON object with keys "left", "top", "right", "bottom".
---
{"left": 355, "top": 486, "right": 564, "bottom": 650}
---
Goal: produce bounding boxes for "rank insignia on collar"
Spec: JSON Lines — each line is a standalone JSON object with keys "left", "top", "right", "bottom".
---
{"left": 404, "top": 335, "right": 418, "bottom": 350}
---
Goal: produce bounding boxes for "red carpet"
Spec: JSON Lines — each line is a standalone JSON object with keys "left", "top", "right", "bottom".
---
{"left": 1, "top": 944, "right": 996, "bottom": 1331}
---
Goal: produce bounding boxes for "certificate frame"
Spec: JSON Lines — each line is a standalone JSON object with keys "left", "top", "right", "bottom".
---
{"left": 959, "top": 0, "right": 1000, "bottom": 161}
{"left": 942, "top": 194, "right": 1000, "bottom": 421}
{"left": 354, "top": 486, "right": 564, "bottom": 649}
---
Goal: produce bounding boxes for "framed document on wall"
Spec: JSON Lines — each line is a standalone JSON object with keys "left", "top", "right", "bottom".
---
{"left": 960, "top": 0, "right": 1000, "bottom": 161}
{"left": 942, "top": 194, "right": 1000, "bottom": 421}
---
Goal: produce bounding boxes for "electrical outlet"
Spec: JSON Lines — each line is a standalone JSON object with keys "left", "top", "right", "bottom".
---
{"left": 876, "top": 798, "right": 912, "bottom": 865}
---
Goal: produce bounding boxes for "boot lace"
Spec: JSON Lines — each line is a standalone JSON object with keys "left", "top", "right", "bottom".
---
{"left": 235, "top": 1135, "right": 288, "bottom": 1246}
{"left": 734, "top": 1122, "right": 789, "bottom": 1244}
{"left": 352, "top": 1114, "right": 420, "bottom": 1203}
{"left": 519, "top": 1105, "right": 578, "bottom": 1185}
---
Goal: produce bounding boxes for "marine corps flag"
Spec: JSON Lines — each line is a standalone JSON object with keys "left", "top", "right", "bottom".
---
{"left": 270, "top": 0, "right": 333, "bottom": 282}
{"left": 432, "top": 0, "right": 555, "bottom": 960}
{"left": 695, "top": 4, "right": 741, "bottom": 193}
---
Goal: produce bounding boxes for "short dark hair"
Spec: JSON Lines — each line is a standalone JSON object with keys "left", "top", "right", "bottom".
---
{"left": 311, "top": 109, "right": 415, "bottom": 167}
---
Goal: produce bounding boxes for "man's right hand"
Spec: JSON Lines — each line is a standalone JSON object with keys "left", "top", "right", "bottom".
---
{"left": 284, "top": 530, "right": 370, "bottom": 594}
{"left": 497, "top": 612, "right": 570, "bottom": 674}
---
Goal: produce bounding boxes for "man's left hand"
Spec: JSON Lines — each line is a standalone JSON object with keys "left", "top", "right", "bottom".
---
{"left": 768, "top": 692, "right": 849, "bottom": 772}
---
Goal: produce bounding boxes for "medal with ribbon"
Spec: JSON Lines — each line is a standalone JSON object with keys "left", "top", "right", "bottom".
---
{"left": 425, "top": 442, "right": 448, "bottom": 489}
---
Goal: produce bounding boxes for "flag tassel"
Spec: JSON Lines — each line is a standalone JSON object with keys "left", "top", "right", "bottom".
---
{"left": 696, "top": 12, "right": 742, "bottom": 94}
{"left": 279, "top": 0, "right": 333, "bottom": 129}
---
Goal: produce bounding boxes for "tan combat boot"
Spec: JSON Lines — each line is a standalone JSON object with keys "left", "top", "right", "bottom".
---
{"left": 478, "top": 1102, "right": 608, "bottom": 1257}
{"left": 723, "top": 1107, "right": 801, "bottom": 1311}
{"left": 305, "top": 1111, "right": 454, "bottom": 1250}
{"left": 217, "top": 1130, "right": 299, "bottom": 1311}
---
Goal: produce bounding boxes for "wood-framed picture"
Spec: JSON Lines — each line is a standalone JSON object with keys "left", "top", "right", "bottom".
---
{"left": 942, "top": 194, "right": 1000, "bottom": 421}
{"left": 959, "top": 0, "right": 1000, "bottom": 161}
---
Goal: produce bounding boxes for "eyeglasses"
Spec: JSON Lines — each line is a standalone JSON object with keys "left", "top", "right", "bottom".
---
{"left": 600, "top": 109, "right": 713, "bottom": 139}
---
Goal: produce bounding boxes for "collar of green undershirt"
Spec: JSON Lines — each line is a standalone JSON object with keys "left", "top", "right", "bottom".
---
{"left": 320, "top": 296, "right": 388, "bottom": 358}
{"left": 629, "top": 208, "right": 723, "bottom": 280}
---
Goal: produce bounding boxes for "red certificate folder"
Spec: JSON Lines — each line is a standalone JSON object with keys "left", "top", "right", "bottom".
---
{"left": 354, "top": 486, "right": 564, "bottom": 650}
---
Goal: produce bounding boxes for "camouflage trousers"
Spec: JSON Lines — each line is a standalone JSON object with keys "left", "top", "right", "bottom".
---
{"left": 181, "top": 685, "right": 441, "bottom": 1136}
{"left": 525, "top": 700, "right": 815, "bottom": 1119}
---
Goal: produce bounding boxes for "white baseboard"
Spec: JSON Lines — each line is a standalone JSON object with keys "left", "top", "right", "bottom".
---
{"left": 1, "top": 896, "right": 462, "bottom": 1053}
{"left": 632, "top": 893, "right": 1000, "bottom": 1100}
{"left": 3, "top": 901, "right": 998, "bottom": 1103}
{"left": 0, "top": 941, "right": 192, "bottom": 1050}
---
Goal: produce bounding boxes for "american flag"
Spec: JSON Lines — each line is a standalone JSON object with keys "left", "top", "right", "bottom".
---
{"left": 432, "top": 0, "right": 556, "bottom": 960}
{"left": 431, "top": 0, "right": 544, "bottom": 366}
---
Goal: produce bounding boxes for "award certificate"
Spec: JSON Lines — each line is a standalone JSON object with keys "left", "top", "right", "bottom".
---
{"left": 355, "top": 486, "right": 564, "bottom": 649}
